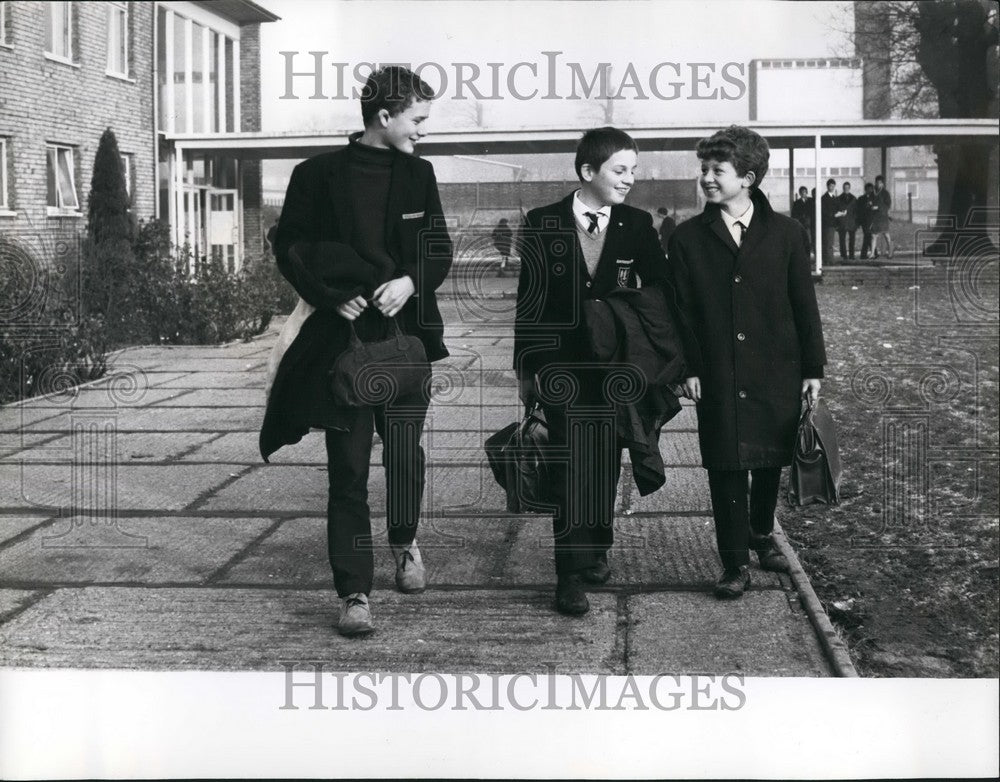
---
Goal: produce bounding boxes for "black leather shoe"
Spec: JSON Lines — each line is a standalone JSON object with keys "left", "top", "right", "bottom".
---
{"left": 555, "top": 574, "right": 590, "bottom": 616}
{"left": 755, "top": 545, "right": 789, "bottom": 573}
{"left": 580, "top": 555, "right": 611, "bottom": 585}
{"left": 713, "top": 566, "right": 751, "bottom": 599}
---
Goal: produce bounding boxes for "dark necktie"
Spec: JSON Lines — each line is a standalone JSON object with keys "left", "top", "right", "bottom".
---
{"left": 584, "top": 211, "right": 600, "bottom": 235}
{"left": 736, "top": 221, "right": 747, "bottom": 247}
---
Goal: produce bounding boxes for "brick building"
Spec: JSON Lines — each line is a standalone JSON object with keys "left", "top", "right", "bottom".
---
{"left": 0, "top": 0, "right": 277, "bottom": 279}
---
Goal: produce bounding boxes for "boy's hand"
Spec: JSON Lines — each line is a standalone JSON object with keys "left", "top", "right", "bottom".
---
{"left": 519, "top": 374, "right": 538, "bottom": 406}
{"left": 683, "top": 376, "right": 701, "bottom": 402}
{"left": 802, "top": 378, "right": 821, "bottom": 406}
{"left": 336, "top": 296, "right": 368, "bottom": 321}
{"left": 373, "top": 276, "right": 416, "bottom": 318}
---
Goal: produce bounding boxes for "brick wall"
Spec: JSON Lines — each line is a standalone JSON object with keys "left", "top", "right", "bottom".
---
{"left": 238, "top": 21, "right": 264, "bottom": 265}
{"left": 0, "top": 1, "right": 156, "bottom": 259}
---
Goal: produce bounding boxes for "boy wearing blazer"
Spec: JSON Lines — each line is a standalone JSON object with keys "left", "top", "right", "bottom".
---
{"left": 514, "top": 127, "right": 684, "bottom": 616}
{"left": 667, "top": 125, "right": 826, "bottom": 599}
{"left": 268, "top": 66, "right": 453, "bottom": 636}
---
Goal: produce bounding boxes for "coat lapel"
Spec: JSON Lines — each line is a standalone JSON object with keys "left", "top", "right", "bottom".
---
{"left": 557, "top": 193, "right": 589, "bottom": 280}
{"left": 703, "top": 208, "right": 739, "bottom": 256}
{"left": 385, "top": 152, "right": 408, "bottom": 250}
{"left": 326, "top": 150, "right": 354, "bottom": 243}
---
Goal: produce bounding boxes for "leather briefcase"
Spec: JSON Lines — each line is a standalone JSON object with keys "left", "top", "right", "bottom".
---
{"left": 788, "top": 398, "right": 842, "bottom": 506}
{"left": 329, "top": 317, "right": 429, "bottom": 407}
{"left": 485, "top": 404, "right": 554, "bottom": 513}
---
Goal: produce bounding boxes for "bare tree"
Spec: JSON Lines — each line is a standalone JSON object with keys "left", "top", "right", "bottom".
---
{"left": 854, "top": 0, "right": 999, "bottom": 252}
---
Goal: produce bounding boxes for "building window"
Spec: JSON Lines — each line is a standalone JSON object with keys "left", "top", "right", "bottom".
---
{"left": 1, "top": 1, "right": 10, "bottom": 46}
{"left": 157, "top": 5, "right": 240, "bottom": 133}
{"left": 906, "top": 182, "right": 919, "bottom": 199}
{"left": 120, "top": 152, "right": 134, "bottom": 202}
{"left": 107, "top": 2, "right": 129, "bottom": 77}
{"left": 46, "top": 144, "right": 80, "bottom": 212}
{"left": 45, "top": 1, "right": 74, "bottom": 61}
{"left": 1, "top": 138, "right": 10, "bottom": 210}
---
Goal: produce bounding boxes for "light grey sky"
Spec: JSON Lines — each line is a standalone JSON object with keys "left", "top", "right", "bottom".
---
{"left": 257, "top": 0, "right": 855, "bottom": 134}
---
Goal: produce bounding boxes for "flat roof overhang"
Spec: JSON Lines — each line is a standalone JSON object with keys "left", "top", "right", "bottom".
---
{"left": 166, "top": 119, "right": 1000, "bottom": 159}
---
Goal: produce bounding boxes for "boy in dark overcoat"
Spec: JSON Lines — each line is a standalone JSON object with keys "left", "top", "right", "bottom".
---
{"left": 667, "top": 125, "right": 827, "bottom": 598}
{"left": 264, "top": 66, "right": 453, "bottom": 636}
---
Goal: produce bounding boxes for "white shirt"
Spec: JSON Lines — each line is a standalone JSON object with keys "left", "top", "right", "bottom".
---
{"left": 573, "top": 190, "right": 610, "bottom": 235}
{"left": 720, "top": 201, "right": 754, "bottom": 247}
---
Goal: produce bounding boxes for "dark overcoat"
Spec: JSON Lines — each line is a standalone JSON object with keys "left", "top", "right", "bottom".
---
{"left": 666, "top": 189, "right": 827, "bottom": 470}
{"left": 273, "top": 133, "right": 453, "bottom": 362}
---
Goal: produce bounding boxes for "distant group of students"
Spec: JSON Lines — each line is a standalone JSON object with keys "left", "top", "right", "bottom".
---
{"left": 791, "top": 176, "right": 894, "bottom": 261}
{"left": 262, "top": 66, "right": 826, "bottom": 636}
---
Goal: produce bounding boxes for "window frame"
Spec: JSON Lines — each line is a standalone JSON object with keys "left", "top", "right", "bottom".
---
{"left": 0, "top": 1, "right": 10, "bottom": 47}
{"left": 46, "top": 143, "right": 81, "bottom": 214}
{"left": 45, "top": 1, "right": 75, "bottom": 64}
{"left": 106, "top": 1, "right": 129, "bottom": 78}
{"left": 119, "top": 151, "right": 134, "bottom": 204}
{"left": 0, "top": 137, "right": 11, "bottom": 213}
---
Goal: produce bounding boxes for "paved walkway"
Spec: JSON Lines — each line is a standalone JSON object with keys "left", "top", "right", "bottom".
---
{"left": 0, "top": 278, "right": 853, "bottom": 675}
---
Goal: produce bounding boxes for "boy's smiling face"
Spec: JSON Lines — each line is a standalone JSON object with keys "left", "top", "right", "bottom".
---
{"left": 580, "top": 148, "right": 637, "bottom": 208}
{"left": 699, "top": 158, "right": 751, "bottom": 207}
{"left": 376, "top": 99, "right": 431, "bottom": 154}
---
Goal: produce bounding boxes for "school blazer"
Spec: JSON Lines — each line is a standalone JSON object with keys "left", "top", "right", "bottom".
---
{"left": 513, "top": 193, "right": 680, "bottom": 380}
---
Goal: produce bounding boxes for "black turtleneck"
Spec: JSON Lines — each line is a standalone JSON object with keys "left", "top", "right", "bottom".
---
{"left": 347, "top": 137, "right": 396, "bottom": 284}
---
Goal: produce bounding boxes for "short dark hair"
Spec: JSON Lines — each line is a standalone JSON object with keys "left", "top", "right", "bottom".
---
{"left": 574, "top": 127, "right": 638, "bottom": 180}
{"left": 843, "top": 182, "right": 851, "bottom": 189}
{"left": 864, "top": 182, "right": 875, "bottom": 190}
{"left": 875, "top": 174, "right": 885, "bottom": 184}
{"left": 798, "top": 186, "right": 808, "bottom": 195}
{"left": 826, "top": 178, "right": 836, "bottom": 187}
{"left": 695, "top": 125, "right": 769, "bottom": 189}
{"left": 360, "top": 66, "right": 435, "bottom": 126}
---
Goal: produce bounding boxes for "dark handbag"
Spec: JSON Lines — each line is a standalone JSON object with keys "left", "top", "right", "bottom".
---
{"left": 328, "top": 317, "right": 429, "bottom": 407}
{"left": 788, "top": 398, "right": 842, "bottom": 506}
{"left": 485, "top": 403, "right": 554, "bottom": 513}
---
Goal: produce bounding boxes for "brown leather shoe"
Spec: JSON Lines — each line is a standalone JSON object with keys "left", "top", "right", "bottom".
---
{"left": 555, "top": 574, "right": 590, "bottom": 616}
{"left": 713, "top": 566, "right": 751, "bottom": 599}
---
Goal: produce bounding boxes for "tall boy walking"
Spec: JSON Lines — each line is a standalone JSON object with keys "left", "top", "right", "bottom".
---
{"left": 261, "top": 66, "right": 453, "bottom": 636}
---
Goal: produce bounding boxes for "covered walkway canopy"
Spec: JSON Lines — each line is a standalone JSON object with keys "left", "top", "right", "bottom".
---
{"left": 165, "top": 119, "right": 999, "bottom": 272}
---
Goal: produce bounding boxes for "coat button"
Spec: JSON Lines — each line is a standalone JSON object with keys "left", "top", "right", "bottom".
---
{"left": 734, "top": 275, "right": 742, "bottom": 283}
{"left": 585, "top": 281, "right": 592, "bottom": 288}
{"left": 738, "top": 390, "right": 747, "bottom": 399}
{"left": 737, "top": 332, "right": 746, "bottom": 341}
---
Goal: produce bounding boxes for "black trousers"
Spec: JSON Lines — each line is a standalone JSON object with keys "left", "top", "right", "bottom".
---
{"left": 859, "top": 228, "right": 873, "bottom": 258}
{"left": 324, "top": 388, "right": 429, "bottom": 597}
{"left": 706, "top": 468, "right": 782, "bottom": 570}
{"left": 837, "top": 227, "right": 857, "bottom": 259}
{"left": 540, "top": 365, "right": 624, "bottom": 575}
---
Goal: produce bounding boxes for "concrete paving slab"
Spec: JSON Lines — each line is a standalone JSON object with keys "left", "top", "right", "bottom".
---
{"left": 6, "top": 432, "right": 218, "bottom": 463}
{"left": 658, "top": 431, "right": 702, "bottom": 465}
{"left": 188, "top": 431, "right": 295, "bottom": 463}
{"left": 151, "top": 389, "right": 267, "bottom": 407}
{"left": 219, "top": 516, "right": 514, "bottom": 588}
{"left": 0, "top": 517, "right": 272, "bottom": 584}
{"left": 427, "top": 403, "right": 517, "bottom": 432}
{"left": 0, "top": 407, "right": 71, "bottom": 432}
{"left": 15, "top": 386, "right": 188, "bottom": 410}
{"left": 627, "top": 591, "right": 831, "bottom": 676}
{"left": 60, "top": 406, "right": 262, "bottom": 432}
{"left": 136, "top": 358, "right": 267, "bottom": 373}
{"left": 0, "top": 463, "right": 245, "bottom": 511}
{"left": 0, "top": 516, "right": 55, "bottom": 545}
{"left": 0, "top": 589, "right": 43, "bottom": 622}
{"left": 0, "top": 587, "right": 621, "bottom": 672}
{"left": 0, "top": 432, "right": 61, "bottom": 458}
{"left": 502, "top": 516, "right": 780, "bottom": 589}
{"left": 152, "top": 372, "right": 265, "bottom": 389}
{"left": 625, "top": 467, "right": 712, "bottom": 514}
{"left": 663, "top": 405, "right": 697, "bottom": 430}
{"left": 201, "top": 463, "right": 509, "bottom": 515}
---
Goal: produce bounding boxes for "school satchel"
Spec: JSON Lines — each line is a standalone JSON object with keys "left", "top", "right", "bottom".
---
{"left": 328, "top": 317, "right": 429, "bottom": 407}
{"left": 484, "top": 403, "right": 553, "bottom": 513}
{"left": 788, "top": 398, "right": 843, "bottom": 506}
